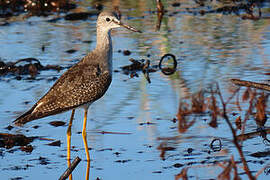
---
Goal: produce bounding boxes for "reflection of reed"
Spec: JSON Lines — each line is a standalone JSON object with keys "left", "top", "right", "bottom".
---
{"left": 158, "top": 80, "right": 269, "bottom": 177}
{"left": 137, "top": 80, "right": 157, "bottom": 142}
{"left": 177, "top": 102, "right": 195, "bottom": 133}
{"left": 155, "top": 0, "right": 164, "bottom": 31}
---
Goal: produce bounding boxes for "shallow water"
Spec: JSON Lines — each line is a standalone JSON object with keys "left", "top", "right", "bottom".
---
{"left": 0, "top": 1, "right": 270, "bottom": 180}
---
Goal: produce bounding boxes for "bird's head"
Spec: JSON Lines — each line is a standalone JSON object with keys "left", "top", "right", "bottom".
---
{"left": 97, "top": 11, "right": 141, "bottom": 33}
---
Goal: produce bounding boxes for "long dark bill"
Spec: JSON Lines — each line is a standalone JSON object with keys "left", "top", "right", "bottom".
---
{"left": 113, "top": 19, "right": 142, "bottom": 33}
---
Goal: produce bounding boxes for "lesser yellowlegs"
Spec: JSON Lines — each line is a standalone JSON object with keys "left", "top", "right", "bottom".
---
{"left": 14, "top": 11, "right": 141, "bottom": 165}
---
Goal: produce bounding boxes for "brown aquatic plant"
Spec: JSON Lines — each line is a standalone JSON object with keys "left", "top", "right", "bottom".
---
{"left": 216, "top": 83, "right": 255, "bottom": 180}
{"left": 156, "top": 0, "right": 165, "bottom": 31}
{"left": 242, "top": 87, "right": 251, "bottom": 101}
{"left": 235, "top": 116, "right": 242, "bottom": 130}
{"left": 218, "top": 160, "right": 233, "bottom": 180}
{"left": 157, "top": 142, "right": 176, "bottom": 160}
{"left": 177, "top": 102, "right": 195, "bottom": 133}
{"left": 231, "top": 156, "right": 241, "bottom": 180}
{"left": 174, "top": 81, "right": 270, "bottom": 178}
{"left": 218, "top": 156, "right": 240, "bottom": 180}
{"left": 191, "top": 90, "right": 206, "bottom": 113}
{"left": 208, "top": 89, "right": 219, "bottom": 128}
{"left": 255, "top": 93, "right": 268, "bottom": 127}
{"left": 241, "top": 89, "right": 257, "bottom": 136}
{"left": 175, "top": 168, "right": 188, "bottom": 180}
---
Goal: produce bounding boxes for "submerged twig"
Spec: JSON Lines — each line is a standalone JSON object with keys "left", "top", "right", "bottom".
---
{"left": 175, "top": 168, "right": 188, "bottom": 180}
{"left": 236, "top": 128, "right": 270, "bottom": 141}
{"left": 231, "top": 79, "right": 270, "bottom": 92}
{"left": 59, "top": 156, "right": 81, "bottom": 180}
{"left": 241, "top": 89, "right": 256, "bottom": 138}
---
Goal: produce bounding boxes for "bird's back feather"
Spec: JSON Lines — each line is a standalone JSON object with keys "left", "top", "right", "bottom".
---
{"left": 14, "top": 53, "right": 112, "bottom": 126}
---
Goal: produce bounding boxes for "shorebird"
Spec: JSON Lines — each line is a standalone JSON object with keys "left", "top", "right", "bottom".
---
{"left": 14, "top": 11, "right": 141, "bottom": 166}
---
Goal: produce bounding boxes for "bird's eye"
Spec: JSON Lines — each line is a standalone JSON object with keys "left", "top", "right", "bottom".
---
{"left": 106, "top": 18, "right": 111, "bottom": 22}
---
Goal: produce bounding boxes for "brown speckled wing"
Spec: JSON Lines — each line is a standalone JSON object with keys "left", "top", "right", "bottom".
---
{"left": 14, "top": 58, "right": 112, "bottom": 125}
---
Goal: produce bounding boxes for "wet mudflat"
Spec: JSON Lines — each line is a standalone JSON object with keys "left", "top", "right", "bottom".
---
{"left": 0, "top": 0, "right": 270, "bottom": 179}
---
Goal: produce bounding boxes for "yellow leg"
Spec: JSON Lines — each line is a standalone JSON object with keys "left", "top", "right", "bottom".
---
{"left": 86, "top": 159, "right": 90, "bottom": 180}
{"left": 82, "top": 109, "right": 90, "bottom": 180}
{"left": 67, "top": 109, "right": 75, "bottom": 180}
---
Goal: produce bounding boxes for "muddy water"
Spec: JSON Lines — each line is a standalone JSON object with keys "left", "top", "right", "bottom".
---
{"left": 0, "top": 1, "right": 270, "bottom": 180}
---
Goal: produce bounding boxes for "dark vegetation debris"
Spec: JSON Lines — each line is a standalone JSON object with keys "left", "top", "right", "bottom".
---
{"left": 0, "top": 0, "right": 76, "bottom": 18}
{"left": 94, "top": 3, "right": 104, "bottom": 11}
{"left": 98, "top": 148, "right": 113, "bottom": 152}
{"left": 187, "top": 148, "right": 193, "bottom": 154}
{"left": 0, "top": 58, "right": 63, "bottom": 80}
{"left": 171, "top": 2, "right": 181, "bottom": 7}
{"left": 250, "top": 150, "right": 270, "bottom": 158}
{"left": 113, "top": 152, "right": 121, "bottom": 156}
{"left": 38, "top": 156, "right": 50, "bottom": 165}
{"left": 20, "top": 145, "right": 33, "bottom": 153}
{"left": 32, "top": 125, "right": 40, "bottom": 129}
{"left": 173, "top": 163, "right": 184, "bottom": 168}
{"left": 120, "top": 58, "right": 157, "bottom": 82}
{"left": 0, "top": 133, "right": 35, "bottom": 149}
{"left": 65, "top": 49, "right": 77, "bottom": 54}
{"left": 155, "top": 0, "right": 269, "bottom": 24}
{"left": 49, "top": 121, "right": 66, "bottom": 127}
{"left": 119, "top": 53, "right": 178, "bottom": 83}
{"left": 139, "top": 121, "right": 156, "bottom": 125}
{"left": 122, "top": 50, "right": 131, "bottom": 56}
{"left": 114, "top": 159, "right": 131, "bottom": 163}
{"left": 120, "top": 58, "right": 146, "bottom": 73}
{"left": 152, "top": 171, "right": 162, "bottom": 173}
{"left": 46, "top": 140, "right": 61, "bottom": 147}
{"left": 3, "top": 164, "right": 33, "bottom": 171}
{"left": 10, "top": 177, "right": 23, "bottom": 180}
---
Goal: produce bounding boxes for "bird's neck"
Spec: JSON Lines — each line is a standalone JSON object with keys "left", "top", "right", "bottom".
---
{"left": 95, "top": 29, "right": 113, "bottom": 75}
